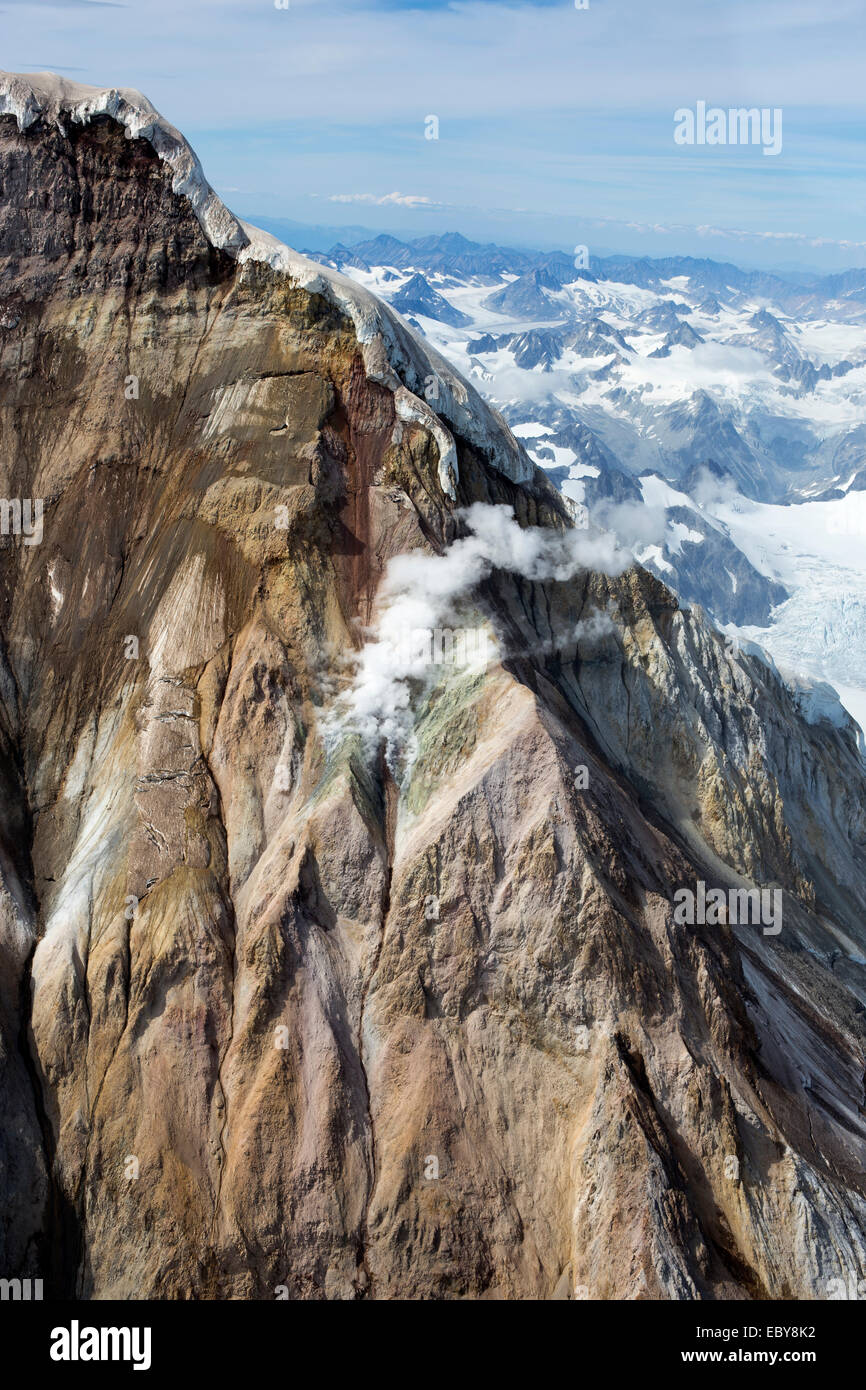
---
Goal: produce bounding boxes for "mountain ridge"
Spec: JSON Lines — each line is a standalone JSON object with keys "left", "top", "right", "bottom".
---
{"left": 1, "top": 71, "right": 865, "bottom": 1301}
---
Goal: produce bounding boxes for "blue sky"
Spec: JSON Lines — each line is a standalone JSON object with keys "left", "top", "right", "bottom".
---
{"left": 4, "top": 0, "right": 866, "bottom": 268}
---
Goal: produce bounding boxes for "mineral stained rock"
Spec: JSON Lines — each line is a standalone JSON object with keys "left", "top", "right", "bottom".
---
{"left": 0, "top": 73, "right": 864, "bottom": 1300}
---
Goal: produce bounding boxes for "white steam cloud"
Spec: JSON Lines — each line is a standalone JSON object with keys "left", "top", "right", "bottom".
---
{"left": 691, "top": 465, "right": 742, "bottom": 509}
{"left": 593, "top": 499, "right": 668, "bottom": 548}
{"left": 328, "top": 502, "right": 635, "bottom": 758}
{"left": 573, "top": 610, "right": 617, "bottom": 642}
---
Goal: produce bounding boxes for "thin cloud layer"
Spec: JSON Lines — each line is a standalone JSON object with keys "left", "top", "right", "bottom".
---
{"left": 328, "top": 192, "right": 440, "bottom": 207}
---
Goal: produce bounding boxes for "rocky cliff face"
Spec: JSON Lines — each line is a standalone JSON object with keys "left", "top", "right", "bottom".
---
{"left": 1, "top": 72, "right": 865, "bottom": 1301}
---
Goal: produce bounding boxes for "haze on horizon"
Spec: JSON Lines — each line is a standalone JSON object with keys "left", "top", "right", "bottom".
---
{"left": 4, "top": 0, "right": 865, "bottom": 272}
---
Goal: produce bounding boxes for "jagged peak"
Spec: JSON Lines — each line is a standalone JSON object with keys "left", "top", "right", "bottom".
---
{"left": 0, "top": 70, "right": 534, "bottom": 497}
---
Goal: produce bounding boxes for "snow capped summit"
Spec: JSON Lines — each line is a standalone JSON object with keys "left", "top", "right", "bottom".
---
{"left": 389, "top": 272, "right": 471, "bottom": 328}
{"left": 0, "top": 71, "right": 536, "bottom": 495}
{"left": 0, "top": 70, "right": 249, "bottom": 255}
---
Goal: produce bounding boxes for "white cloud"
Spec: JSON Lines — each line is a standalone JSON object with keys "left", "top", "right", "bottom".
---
{"left": 691, "top": 466, "right": 742, "bottom": 509}
{"left": 8, "top": 0, "right": 865, "bottom": 130}
{"left": 594, "top": 500, "right": 668, "bottom": 548}
{"left": 328, "top": 502, "right": 636, "bottom": 758}
{"left": 619, "top": 342, "right": 775, "bottom": 404}
{"left": 328, "top": 192, "right": 439, "bottom": 208}
{"left": 604, "top": 217, "right": 866, "bottom": 254}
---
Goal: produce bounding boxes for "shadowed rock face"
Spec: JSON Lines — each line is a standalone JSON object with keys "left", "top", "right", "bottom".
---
{"left": 1, "top": 79, "right": 865, "bottom": 1302}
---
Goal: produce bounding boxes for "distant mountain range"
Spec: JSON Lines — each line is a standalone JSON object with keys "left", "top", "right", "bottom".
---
{"left": 306, "top": 230, "right": 866, "bottom": 307}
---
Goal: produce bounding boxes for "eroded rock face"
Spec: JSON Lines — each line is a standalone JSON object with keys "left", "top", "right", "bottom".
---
{"left": 0, "top": 76, "right": 865, "bottom": 1300}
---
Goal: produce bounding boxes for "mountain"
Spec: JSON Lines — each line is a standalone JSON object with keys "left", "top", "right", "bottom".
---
{"left": 319, "top": 231, "right": 537, "bottom": 282}
{"left": 320, "top": 232, "right": 866, "bottom": 498}
{"left": 2, "top": 72, "right": 866, "bottom": 1302}
{"left": 389, "top": 271, "right": 471, "bottom": 327}
{"left": 483, "top": 266, "right": 575, "bottom": 320}
{"left": 318, "top": 231, "right": 866, "bottom": 727}
{"left": 236, "top": 216, "right": 390, "bottom": 254}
